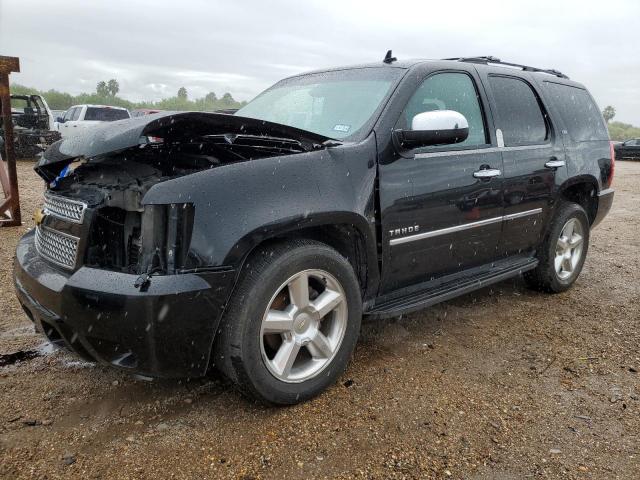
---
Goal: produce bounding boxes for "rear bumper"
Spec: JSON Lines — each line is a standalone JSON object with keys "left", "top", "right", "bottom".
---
{"left": 14, "top": 229, "right": 235, "bottom": 378}
{"left": 593, "top": 188, "right": 614, "bottom": 228}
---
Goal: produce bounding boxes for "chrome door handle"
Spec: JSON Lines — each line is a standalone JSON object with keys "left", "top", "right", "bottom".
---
{"left": 473, "top": 168, "right": 501, "bottom": 179}
{"left": 545, "top": 159, "right": 565, "bottom": 169}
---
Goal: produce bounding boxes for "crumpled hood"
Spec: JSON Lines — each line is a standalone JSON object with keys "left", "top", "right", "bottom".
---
{"left": 36, "top": 111, "right": 332, "bottom": 180}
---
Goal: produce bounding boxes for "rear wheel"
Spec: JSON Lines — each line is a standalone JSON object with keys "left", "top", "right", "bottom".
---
{"left": 214, "top": 240, "right": 362, "bottom": 405}
{"left": 525, "top": 202, "right": 590, "bottom": 293}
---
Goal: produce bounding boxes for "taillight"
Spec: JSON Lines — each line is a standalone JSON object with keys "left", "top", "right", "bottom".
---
{"left": 608, "top": 141, "right": 615, "bottom": 188}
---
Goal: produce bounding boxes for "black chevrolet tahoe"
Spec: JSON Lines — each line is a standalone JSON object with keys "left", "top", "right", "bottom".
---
{"left": 14, "top": 55, "right": 615, "bottom": 404}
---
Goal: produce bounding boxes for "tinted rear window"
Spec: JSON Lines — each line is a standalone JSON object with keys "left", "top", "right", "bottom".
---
{"left": 488, "top": 76, "right": 548, "bottom": 146}
{"left": 84, "top": 107, "right": 129, "bottom": 121}
{"left": 544, "top": 83, "right": 608, "bottom": 142}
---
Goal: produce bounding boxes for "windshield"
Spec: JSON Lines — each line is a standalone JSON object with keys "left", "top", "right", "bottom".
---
{"left": 236, "top": 68, "right": 404, "bottom": 140}
{"left": 84, "top": 107, "right": 130, "bottom": 121}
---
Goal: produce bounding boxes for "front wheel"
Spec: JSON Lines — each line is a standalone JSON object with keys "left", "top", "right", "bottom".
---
{"left": 525, "top": 202, "right": 590, "bottom": 293}
{"left": 214, "top": 239, "right": 362, "bottom": 405}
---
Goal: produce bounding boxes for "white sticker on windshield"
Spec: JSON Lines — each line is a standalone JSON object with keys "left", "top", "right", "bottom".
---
{"left": 333, "top": 124, "right": 351, "bottom": 133}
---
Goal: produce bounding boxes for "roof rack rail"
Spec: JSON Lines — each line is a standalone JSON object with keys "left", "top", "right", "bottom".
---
{"left": 443, "top": 56, "right": 569, "bottom": 79}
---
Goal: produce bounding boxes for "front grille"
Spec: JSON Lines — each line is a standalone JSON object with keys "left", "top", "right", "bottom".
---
{"left": 43, "top": 193, "right": 87, "bottom": 224}
{"left": 35, "top": 225, "right": 80, "bottom": 269}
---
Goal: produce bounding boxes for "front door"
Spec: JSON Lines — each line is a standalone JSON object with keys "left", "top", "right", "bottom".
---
{"left": 378, "top": 69, "right": 504, "bottom": 294}
{"left": 59, "top": 107, "right": 80, "bottom": 138}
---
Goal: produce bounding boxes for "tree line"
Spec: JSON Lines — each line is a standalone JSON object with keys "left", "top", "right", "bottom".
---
{"left": 602, "top": 105, "right": 640, "bottom": 141}
{"left": 11, "top": 78, "right": 248, "bottom": 113}
{"left": 9, "top": 81, "right": 640, "bottom": 140}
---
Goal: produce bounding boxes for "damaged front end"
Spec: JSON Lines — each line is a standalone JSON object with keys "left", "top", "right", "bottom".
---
{"left": 15, "top": 112, "right": 332, "bottom": 377}
{"left": 34, "top": 111, "right": 331, "bottom": 276}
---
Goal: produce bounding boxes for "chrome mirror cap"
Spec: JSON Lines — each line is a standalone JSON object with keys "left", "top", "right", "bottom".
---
{"left": 411, "top": 110, "right": 469, "bottom": 132}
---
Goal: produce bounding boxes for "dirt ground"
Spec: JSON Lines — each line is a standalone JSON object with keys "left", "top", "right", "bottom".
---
{"left": 0, "top": 160, "right": 638, "bottom": 480}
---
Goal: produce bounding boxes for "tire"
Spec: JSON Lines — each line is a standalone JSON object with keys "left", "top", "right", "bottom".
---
{"left": 213, "top": 239, "right": 362, "bottom": 405}
{"left": 525, "top": 202, "right": 590, "bottom": 293}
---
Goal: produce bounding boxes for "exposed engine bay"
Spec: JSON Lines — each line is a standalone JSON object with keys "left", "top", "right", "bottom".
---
{"left": 37, "top": 112, "right": 333, "bottom": 275}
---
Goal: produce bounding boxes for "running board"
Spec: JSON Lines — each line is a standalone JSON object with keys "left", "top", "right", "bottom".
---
{"left": 365, "top": 257, "right": 538, "bottom": 319}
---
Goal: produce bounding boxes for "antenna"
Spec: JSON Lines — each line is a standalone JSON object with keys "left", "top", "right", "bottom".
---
{"left": 383, "top": 50, "right": 397, "bottom": 64}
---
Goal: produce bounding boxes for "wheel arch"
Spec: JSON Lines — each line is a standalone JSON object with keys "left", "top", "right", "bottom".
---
{"left": 225, "top": 212, "right": 380, "bottom": 300}
{"left": 557, "top": 175, "right": 599, "bottom": 225}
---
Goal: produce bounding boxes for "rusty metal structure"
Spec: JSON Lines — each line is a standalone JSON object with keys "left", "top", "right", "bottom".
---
{"left": 0, "top": 55, "right": 21, "bottom": 226}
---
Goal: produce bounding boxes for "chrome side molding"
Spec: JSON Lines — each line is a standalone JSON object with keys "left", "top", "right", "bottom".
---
{"left": 389, "top": 208, "right": 543, "bottom": 246}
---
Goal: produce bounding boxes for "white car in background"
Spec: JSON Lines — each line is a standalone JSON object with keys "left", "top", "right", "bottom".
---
{"left": 54, "top": 104, "right": 130, "bottom": 138}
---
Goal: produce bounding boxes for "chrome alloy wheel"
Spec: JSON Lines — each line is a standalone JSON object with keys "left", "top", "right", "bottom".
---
{"left": 555, "top": 218, "right": 585, "bottom": 280}
{"left": 260, "top": 269, "right": 348, "bottom": 383}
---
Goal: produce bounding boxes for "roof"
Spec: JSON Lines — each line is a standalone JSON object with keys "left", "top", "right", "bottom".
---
{"left": 289, "top": 56, "right": 579, "bottom": 85}
{"left": 69, "top": 104, "right": 129, "bottom": 110}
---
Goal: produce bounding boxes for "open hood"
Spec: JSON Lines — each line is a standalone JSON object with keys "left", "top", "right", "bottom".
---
{"left": 36, "top": 112, "right": 333, "bottom": 181}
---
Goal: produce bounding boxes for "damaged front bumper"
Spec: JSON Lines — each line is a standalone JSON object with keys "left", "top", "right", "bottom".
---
{"left": 14, "top": 229, "right": 235, "bottom": 378}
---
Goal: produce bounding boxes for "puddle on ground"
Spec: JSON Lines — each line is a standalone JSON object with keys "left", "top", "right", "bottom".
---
{"left": 0, "top": 342, "right": 57, "bottom": 367}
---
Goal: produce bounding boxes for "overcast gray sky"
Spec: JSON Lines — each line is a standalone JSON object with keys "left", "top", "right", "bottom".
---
{"left": 1, "top": 0, "right": 639, "bottom": 124}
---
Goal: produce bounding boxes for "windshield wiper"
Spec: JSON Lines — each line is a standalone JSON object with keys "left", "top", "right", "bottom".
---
{"left": 320, "top": 139, "right": 343, "bottom": 148}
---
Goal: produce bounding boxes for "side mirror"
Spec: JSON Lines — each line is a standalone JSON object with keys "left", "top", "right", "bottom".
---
{"left": 394, "top": 110, "right": 469, "bottom": 150}
{"left": 57, "top": 117, "right": 65, "bottom": 123}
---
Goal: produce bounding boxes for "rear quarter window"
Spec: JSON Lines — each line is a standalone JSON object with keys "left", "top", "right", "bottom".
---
{"left": 544, "top": 82, "right": 608, "bottom": 142}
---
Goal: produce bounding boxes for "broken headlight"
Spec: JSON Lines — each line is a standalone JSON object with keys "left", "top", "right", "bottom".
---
{"left": 139, "top": 203, "right": 195, "bottom": 275}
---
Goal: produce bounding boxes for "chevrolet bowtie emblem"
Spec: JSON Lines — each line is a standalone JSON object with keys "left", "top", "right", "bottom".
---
{"left": 33, "top": 208, "right": 45, "bottom": 226}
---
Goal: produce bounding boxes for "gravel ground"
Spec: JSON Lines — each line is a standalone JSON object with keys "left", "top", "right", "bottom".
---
{"left": 0, "top": 160, "right": 638, "bottom": 479}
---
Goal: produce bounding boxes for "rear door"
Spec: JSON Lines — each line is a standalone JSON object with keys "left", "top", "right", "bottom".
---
{"left": 479, "top": 72, "right": 567, "bottom": 257}
{"left": 378, "top": 67, "right": 504, "bottom": 293}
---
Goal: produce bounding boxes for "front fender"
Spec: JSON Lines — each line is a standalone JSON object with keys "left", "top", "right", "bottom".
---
{"left": 142, "top": 136, "right": 379, "bottom": 272}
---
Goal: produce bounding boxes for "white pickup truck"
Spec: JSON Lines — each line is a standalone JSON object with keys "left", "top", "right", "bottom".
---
{"left": 54, "top": 104, "right": 130, "bottom": 138}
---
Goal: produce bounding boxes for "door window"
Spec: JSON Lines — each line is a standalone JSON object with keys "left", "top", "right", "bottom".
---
{"left": 489, "top": 76, "right": 548, "bottom": 146}
{"left": 399, "top": 72, "right": 488, "bottom": 149}
{"left": 63, "top": 108, "right": 75, "bottom": 121}
{"left": 71, "top": 107, "right": 81, "bottom": 121}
